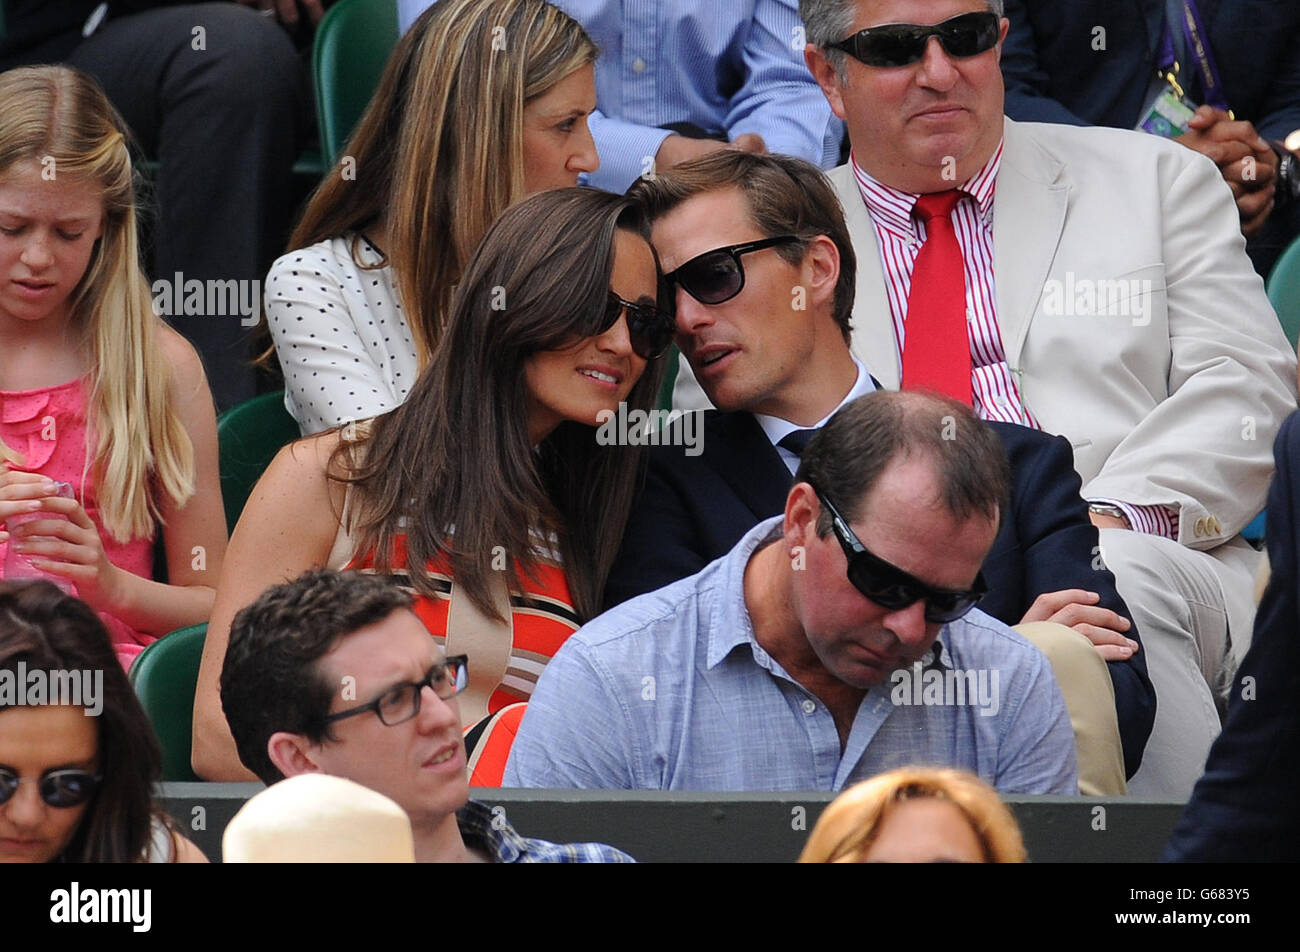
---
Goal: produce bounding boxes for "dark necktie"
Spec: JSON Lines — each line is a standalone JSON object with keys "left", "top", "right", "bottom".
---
{"left": 778, "top": 428, "right": 818, "bottom": 458}
{"left": 900, "top": 190, "right": 972, "bottom": 406}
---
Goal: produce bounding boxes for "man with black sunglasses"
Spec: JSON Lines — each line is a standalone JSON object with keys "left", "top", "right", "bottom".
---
{"left": 506, "top": 390, "right": 1077, "bottom": 793}
{"left": 801, "top": 0, "right": 1296, "bottom": 797}
{"left": 608, "top": 149, "right": 1151, "bottom": 792}
{"left": 220, "top": 569, "right": 633, "bottom": 862}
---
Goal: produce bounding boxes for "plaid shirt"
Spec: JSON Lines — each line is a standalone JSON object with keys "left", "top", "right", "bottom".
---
{"left": 456, "top": 800, "right": 635, "bottom": 863}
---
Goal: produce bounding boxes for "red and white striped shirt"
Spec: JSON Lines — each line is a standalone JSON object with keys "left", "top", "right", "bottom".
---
{"left": 851, "top": 145, "right": 1176, "bottom": 539}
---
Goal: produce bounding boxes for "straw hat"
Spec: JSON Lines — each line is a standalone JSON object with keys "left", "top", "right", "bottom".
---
{"left": 223, "top": 774, "right": 416, "bottom": 863}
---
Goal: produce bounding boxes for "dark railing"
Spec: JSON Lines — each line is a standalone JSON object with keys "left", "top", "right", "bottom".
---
{"left": 160, "top": 783, "right": 1186, "bottom": 863}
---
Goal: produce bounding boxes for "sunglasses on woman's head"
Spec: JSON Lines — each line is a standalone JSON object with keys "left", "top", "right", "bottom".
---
{"left": 829, "top": 11, "right": 1001, "bottom": 68}
{"left": 814, "top": 487, "right": 987, "bottom": 623}
{"left": 0, "top": 767, "right": 101, "bottom": 808}
{"left": 663, "top": 235, "right": 803, "bottom": 307}
{"left": 603, "top": 291, "right": 675, "bottom": 360}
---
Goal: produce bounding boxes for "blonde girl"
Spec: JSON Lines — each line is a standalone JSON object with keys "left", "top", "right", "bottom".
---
{"left": 0, "top": 66, "right": 226, "bottom": 669}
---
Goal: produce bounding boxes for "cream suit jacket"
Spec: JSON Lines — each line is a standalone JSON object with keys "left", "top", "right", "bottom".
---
{"left": 831, "top": 117, "right": 1298, "bottom": 641}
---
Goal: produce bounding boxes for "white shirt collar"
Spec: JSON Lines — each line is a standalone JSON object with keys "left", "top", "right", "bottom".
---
{"left": 754, "top": 357, "right": 876, "bottom": 474}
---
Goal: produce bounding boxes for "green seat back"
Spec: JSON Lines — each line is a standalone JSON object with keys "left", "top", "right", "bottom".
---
{"left": 129, "top": 624, "right": 207, "bottom": 782}
{"left": 1240, "top": 238, "right": 1300, "bottom": 544}
{"left": 1267, "top": 235, "right": 1300, "bottom": 353}
{"left": 313, "top": 0, "right": 400, "bottom": 169}
{"left": 217, "top": 390, "right": 301, "bottom": 533}
{"left": 658, "top": 345, "right": 680, "bottom": 412}
{"left": 292, "top": 147, "right": 326, "bottom": 180}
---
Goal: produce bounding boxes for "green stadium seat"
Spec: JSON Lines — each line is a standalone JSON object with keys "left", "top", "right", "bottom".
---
{"left": 129, "top": 624, "right": 207, "bottom": 783}
{"left": 658, "top": 346, "right": 679, "bottom": 413}
{"left": 216, "top": 390, "right": 302, "bottom": 534}
{"left": 313, "top": 0, "right": 400, "bottom": 169}
{"left": 1267, "top": 233, "right": 1300, "bottom": 352}
{"left": 1239, "top": 236, "right": 1300, "bottom": 545}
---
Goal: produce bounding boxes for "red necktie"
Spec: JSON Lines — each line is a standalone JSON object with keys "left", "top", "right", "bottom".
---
{"left": 900, "top": 190, "right": 972, "bottom": 406}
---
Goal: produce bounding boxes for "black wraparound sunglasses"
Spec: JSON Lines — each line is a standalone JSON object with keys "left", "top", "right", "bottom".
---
{"left": 815, "top": 487, "right": 987, "bottom": 623}
{"left": 829, "top": 11, "right": 1001, "bottom": 68}
{"left": 0, "top": 767, "right": 102, "bottom": 808}
{"left": 602, "top": 291, "right": 675, "bottom": 360}
{"left": 664, "top": 235, "right": 802, "bottom": 307}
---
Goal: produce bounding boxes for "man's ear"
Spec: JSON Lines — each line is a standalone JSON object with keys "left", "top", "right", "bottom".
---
{"left": 784, "top": 481, "right": 821, "bottom": 551}
{"left": 805, "top": 45, "right": 848, "bottom": 121}
{"left": 267, "top": 731, "right": 324, "bottom": 779}
{"left": 800, "top": 235, "right": 840, "bottom": 314}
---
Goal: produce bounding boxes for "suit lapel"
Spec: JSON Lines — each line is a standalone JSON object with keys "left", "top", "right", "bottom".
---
{"left": 992, "top": 118, "right": 1069, "bottom": 372}
{"left": 704, "top": 412, "right": 793, "bottom": 517}
{"left": 829, "top": 163, "right": 901, "bottom": 389}
{"left": 1140, "top": 0, "right": 1164, "bottom": 58}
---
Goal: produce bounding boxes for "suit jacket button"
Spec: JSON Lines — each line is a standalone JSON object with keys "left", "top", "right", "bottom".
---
{"left": 1194, "top": 518, "right": 1206, "bottom": 537}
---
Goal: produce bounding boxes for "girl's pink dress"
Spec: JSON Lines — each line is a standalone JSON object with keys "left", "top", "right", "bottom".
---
{"left": 0, "top": 378, "right": 157, "bottom": 670}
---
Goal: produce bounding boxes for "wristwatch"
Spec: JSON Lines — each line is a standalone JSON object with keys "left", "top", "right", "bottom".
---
{"left": 1275, "top": 131, "right": 1300, "bottom": 208}
{"left": 1088, "top": 503, "right": 1129, "bottom": 525}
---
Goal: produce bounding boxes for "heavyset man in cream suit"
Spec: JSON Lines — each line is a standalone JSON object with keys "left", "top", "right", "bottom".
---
{"left": 791, "top": 0, "right": 1297, "bottom": 795}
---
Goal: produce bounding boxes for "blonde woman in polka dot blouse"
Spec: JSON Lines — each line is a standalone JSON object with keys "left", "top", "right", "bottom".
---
{"left": 266, "top": 0, "right": 601, "bottom": 435}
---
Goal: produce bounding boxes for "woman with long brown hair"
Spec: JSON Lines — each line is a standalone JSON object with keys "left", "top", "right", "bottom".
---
{"left": 266, "top": 0, "right": 600, "bottom": 435}
{"left": 195, "top": 187, "right": 673, "bottom": 782}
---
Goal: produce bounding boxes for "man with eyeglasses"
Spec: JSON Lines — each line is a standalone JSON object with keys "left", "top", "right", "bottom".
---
{"left": 799, "top": 0, "right": 1296, "bottom": 797}
{"left": 220, "top": 569, "right": 633, "bottom": 862}
{"left": 505, "top": 390, "right": 1077, "bottom": 793}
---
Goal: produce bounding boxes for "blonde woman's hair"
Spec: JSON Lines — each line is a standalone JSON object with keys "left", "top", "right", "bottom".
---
{"left": 0, "top": 66, "right": 194, "bottom": 541}
{"left": 288, "top": 0, "right": 598, "bottom": 368}
{"left": 797, "top": 767, "right": 1028, "bottom": 863}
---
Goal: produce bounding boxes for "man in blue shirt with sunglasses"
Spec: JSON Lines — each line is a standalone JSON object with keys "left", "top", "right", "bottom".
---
{"left": 505, "top": 391, "right": 1077, "bottom": 793}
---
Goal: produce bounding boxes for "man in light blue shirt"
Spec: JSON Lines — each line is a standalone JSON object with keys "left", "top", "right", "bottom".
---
{"left": 504, "top": 392, "right": 1078, "bottom": 793}
{"left": 398, "top": 0, "right": 844, "bottom": 192}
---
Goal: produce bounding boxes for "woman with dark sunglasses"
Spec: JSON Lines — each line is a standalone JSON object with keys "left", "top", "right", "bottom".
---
{"left": 0, "top": 580, "right": 206, "bottom": 863}
{"left": 194, "top": 187, "right": 672, "bottom": 782}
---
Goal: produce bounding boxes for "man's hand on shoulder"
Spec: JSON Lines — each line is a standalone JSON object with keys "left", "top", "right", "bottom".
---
{"left": 1177, "top": 106, "right": 1278, "bottom": 237}
{"left": 730, "top": 133, "right": 768, "bottom": 155}
{"left": 655, "top": 133, "right": 767, "bottom": 171}
{"left": 1019, "top": 589, "right": 1139, "bottom": 662}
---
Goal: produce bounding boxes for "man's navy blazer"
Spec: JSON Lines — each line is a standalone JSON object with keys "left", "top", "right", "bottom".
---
{"left": 1001, "top": 0, "right": 1300, "bottom": 143}
{"left": 999, "top": 0, "right": 1300, "bottom": 272}
{"left": 1165, "top": 411, "right": 1300, "bottom": 861}
{"left": 604, "top": 410, "right": 1156, "bottom": 778}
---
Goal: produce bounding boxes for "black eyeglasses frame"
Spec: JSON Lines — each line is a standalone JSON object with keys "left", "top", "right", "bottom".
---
{"left": 322, "top": 655, "right": 470, "bottom": 728}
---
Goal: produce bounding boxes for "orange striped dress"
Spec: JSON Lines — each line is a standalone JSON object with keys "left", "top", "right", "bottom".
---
{"left": 346, "top": 535, "right": 580, "bottom": 786}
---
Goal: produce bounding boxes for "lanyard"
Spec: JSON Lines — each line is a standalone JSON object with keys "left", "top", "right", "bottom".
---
{"left": 1156, "top": 0, "right": 1231, "bottom": 112}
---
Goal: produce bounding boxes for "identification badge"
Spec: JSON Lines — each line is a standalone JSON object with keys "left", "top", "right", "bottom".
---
{"left": 1138, "top": 85, "right": 1198, "bottom": 138}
